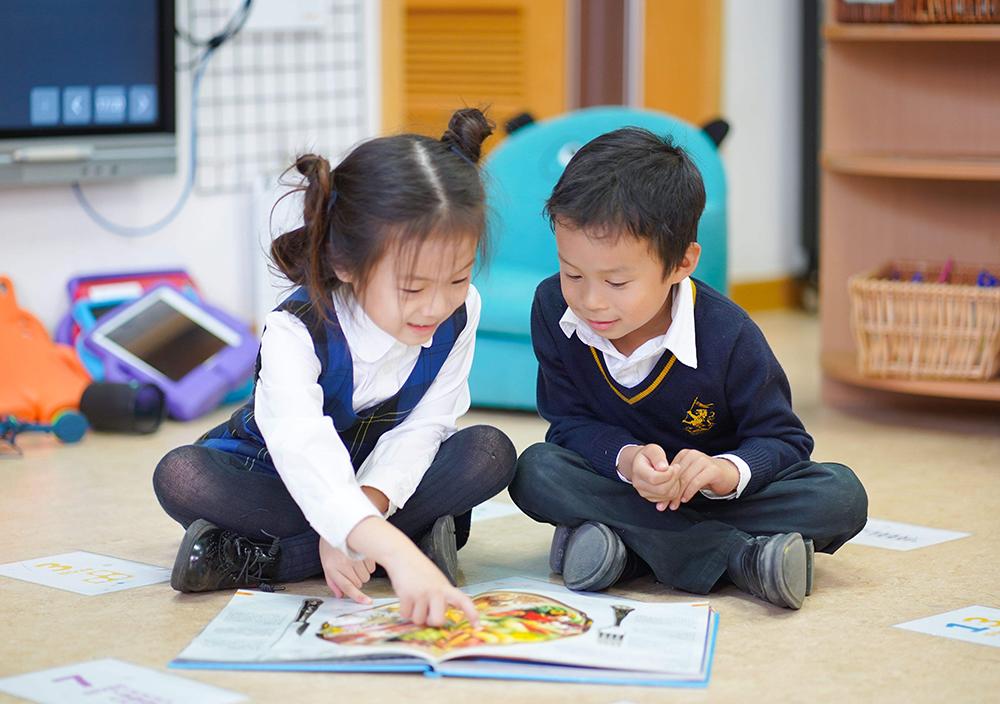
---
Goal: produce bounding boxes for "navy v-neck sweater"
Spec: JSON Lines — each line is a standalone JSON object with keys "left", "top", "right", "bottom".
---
{"left": 531, "top": 274, "right": 813, "bottom": 495}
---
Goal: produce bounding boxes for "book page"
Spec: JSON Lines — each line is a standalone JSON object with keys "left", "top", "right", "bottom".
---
{"left": 435, "top": 580, "right": 713, "bottom": 675}
{"left": 175, "top": 590, "right": 427, "bottom": 665}
{"left": 176, "top": 579, "right": 714, "bottom": 677}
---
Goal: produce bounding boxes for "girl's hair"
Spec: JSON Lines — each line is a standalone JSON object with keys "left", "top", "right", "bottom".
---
{"left": 270, "top": 107, "right": 494, "bottom": 321}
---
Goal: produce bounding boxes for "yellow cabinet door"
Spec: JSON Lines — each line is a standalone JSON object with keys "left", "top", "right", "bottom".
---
{"left": 383, "top": 0, "right": 567, "bottom": 149}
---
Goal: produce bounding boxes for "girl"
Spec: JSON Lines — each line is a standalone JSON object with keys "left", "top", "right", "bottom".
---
{"left": 153, "top": 108, "right": 516, "bottom": 627}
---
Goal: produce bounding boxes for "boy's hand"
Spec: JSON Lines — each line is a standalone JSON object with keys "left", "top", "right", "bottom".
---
{"left": 319, "top": 537, "right": 376, "bottom": 604}
{"left": 658, "top": 449, "right": 740, "bottom": 511}
{"left": 619, "top": 444, "right": 682, "bottom": 506}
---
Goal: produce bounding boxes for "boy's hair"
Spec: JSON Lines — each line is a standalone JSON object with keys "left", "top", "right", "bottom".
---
{"left": 545, "top": 127, "right": 706, "bottom": 275}
{"left": 270, "top": 107, "right": 494, "bottom": 322}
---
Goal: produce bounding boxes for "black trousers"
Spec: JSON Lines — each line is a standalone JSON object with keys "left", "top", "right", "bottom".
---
{"left": 510, "top": 442, "right": 868, "bottom": 594}
{"left": 153, "top": 425, "right": 516, "bottom": 582}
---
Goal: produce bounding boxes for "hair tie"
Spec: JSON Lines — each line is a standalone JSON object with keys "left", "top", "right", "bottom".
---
{"left": 325, "top": 189, "right": 338, "bottom": 218}
{"left": 450, "top": 144, "right": 476, "bottom": 168}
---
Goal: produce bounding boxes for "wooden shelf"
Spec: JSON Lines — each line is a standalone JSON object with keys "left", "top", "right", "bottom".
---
{"left": 822, "top": 352, "right": 1000, "bottom": 402}
{"left": 820, "top": 13, "right": 1000, "bottom": 410}
{"left": 824, "top": 23, "right": 1000, "bottom": 42}
{"left": 822, "top": 153, "right": 1000, "bottom": 181}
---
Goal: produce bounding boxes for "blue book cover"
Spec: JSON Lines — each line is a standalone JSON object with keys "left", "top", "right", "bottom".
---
{"left": 170, "top": 577, "right": 718, "bottom": 688}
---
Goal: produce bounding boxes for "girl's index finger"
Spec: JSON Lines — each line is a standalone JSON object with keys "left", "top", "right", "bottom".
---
{"left": 451, "top": 590, "right": 479, "bottom": 626}
{"left": 337, "top": 577, "right": 371, "bottom": 605}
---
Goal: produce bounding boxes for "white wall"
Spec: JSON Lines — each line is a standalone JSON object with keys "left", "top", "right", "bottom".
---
{"left": 1, "top": 154, "right": 255, "bottom": 333}
{"left": 721, "top": 0, "right": 806, "bottom": 283}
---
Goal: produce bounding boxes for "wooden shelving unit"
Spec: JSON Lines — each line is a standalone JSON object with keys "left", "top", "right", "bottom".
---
{"left": 822, "top": 154, "right": 1000, "bottom": 182}
{"left": 823, "top": 23, "right": 1000, "bottom": 42}
{"left": 822, "top": 352, "right": 1000, "bottom": 403}
{"left": 818, "top": 12, "right": 1000, "bottom": 407}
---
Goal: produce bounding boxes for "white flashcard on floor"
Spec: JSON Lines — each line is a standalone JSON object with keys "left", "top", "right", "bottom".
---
{"left": 471, "top": 499, "right": 522, "bottom": 523}
{"left": 895, "top": 606, "right": 1000, "bottom": 649}
{"left": 0, "top": 551, "right": 170, "bottom": 595}
{"left": 847, "top": 518, "right": 970, "bottom": 551}
{"left": 0, "top": 658, "right": 245, "bottom": 704}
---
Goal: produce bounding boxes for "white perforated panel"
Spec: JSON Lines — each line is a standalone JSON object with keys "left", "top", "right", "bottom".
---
{"left": 181, "top": 0, "right": 373, "bottom": 194}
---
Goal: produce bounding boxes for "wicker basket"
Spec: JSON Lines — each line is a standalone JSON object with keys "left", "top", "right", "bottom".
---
{"left": 836, "top": 0, "right": 1000, "bottom": 23}
{"left": 849, "top": 261, "right": 1000, "bottom": 380}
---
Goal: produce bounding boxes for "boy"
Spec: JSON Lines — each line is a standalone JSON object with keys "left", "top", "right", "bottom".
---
{"left": 510, "top": 127, "right": 867, "bottom": 609}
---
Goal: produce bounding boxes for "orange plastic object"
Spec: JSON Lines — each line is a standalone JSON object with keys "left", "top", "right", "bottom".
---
{"left": 0, "top": 276, "right": 91, "bottom": 422}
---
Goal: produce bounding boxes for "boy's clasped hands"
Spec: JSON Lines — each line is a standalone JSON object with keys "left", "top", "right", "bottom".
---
{"left": 617, "top": 444, "right": 740, "bottom": 511}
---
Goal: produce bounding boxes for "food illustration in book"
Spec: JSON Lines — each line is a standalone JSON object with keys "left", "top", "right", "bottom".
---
{"left": 317, "top": 591, "right": 592, "bottom": 655}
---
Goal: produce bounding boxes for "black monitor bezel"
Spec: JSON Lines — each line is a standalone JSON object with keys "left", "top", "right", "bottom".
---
{"left": 0, "top": 0, "right": 176, "bottom": 140}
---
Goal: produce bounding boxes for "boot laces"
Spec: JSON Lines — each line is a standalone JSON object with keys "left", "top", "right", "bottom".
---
{"left": 219, "top": 529, "right": 282, "bottom": 589}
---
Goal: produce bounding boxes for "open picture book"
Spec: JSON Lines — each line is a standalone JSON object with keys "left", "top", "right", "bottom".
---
{"left": 171, "top": 577, "right": 719, "bottom": 687}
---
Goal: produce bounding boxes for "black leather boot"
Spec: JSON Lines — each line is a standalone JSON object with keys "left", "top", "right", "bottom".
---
{"left": 171, "top": 519, "right": 281, "bottom": 593}
{"left": 726, "top": 532, "right": 808, "bottom": 609}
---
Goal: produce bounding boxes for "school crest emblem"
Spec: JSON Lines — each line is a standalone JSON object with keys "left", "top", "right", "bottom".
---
{"left": 682, "top": 397, "right": 715, "bottom": 434}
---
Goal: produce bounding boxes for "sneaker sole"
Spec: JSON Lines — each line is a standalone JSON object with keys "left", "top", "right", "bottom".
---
{"left": 419, "top": 515, "right": 459, "bottom": 586}
{"left": 171, "top": 518, "right": 215, "bottom": 593}
{"left": 761, "top": 532, "right": 807, "bottom": 610}
{"left": 549, "top": 525, "right": 572, "bottom": 574}
{"left": 562, "top": 522, "right": 627, "bottom": 593}
{"left": 804, "top": 538, "right": 814, "bottom": 596}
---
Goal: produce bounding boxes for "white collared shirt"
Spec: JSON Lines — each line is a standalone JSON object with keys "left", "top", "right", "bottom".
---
{"left": 558, "top": 277, "right": 750, "bottom": 499}
{"left": 253, "top": 285, "right": 480, "bottom": 556}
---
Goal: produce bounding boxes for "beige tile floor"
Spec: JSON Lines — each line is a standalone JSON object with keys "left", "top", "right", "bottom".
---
{"left": 2, "top": 311, "right": 999, "bottom": 703}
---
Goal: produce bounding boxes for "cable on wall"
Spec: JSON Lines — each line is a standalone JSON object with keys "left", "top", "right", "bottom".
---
{"left": 70, "top": 1, "right": 253, "bottom": 238}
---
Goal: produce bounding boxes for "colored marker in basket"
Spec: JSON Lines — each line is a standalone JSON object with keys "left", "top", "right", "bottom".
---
{"left": 936, "top": 258, "right": 954, "bottom": 284}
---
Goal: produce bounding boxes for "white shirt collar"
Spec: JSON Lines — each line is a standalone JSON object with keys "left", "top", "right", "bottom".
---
{"left": 333, "top": 291, "right": 433, "bottom": 363}
{"left": 558, "top": 277, "right": 698, "bottom": 369}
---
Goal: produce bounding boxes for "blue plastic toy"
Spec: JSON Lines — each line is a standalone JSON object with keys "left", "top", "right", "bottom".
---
{"left": 0, "top": 412, "right": 88, "bottom": 457}
{"left": 470, "top": 106, "right": 730, "bottom": 410}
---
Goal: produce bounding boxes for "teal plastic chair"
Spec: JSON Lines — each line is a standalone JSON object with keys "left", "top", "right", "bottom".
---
{"left": 471, "top": 106, "right": 729, "bottom": 410}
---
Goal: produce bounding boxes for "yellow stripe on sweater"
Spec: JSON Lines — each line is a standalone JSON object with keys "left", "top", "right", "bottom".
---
{"left": 589, "top": 280, "right": 696, "bottom": 405}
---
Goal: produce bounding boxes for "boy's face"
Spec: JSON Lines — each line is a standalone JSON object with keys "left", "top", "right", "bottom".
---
{"left": 555, "top": 223, "right": 700, "bottom": 353}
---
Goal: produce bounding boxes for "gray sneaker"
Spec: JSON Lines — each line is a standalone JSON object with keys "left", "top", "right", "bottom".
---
{"left": 804, "top": 537, "right": 814, "bottom": 596}
{"left": 727, "top": 532, "right": 808, "bottom": 609}
{"left": 551, "top": 522, "right": 627, "bottom": 592}
{"left": 549, "top": 525, "right": 573, "bottom": 574}
{"left": 417, "top": 515, "right": 459, "bottom": 586}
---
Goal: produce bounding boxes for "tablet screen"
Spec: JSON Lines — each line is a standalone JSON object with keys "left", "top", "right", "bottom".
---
{"left": 103, "top": 299, "right": 229, "bottom": 381}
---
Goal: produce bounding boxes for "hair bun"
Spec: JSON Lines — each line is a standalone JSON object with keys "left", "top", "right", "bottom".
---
{"left": 441, "top": 108, "right": 494, "bottom": 165}
{"left": 294, "top": 153, "right": 332, "bottom": 184}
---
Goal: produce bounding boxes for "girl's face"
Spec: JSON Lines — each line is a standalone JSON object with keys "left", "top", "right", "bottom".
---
{"left": 353, "top": 234, "right": 478, "bottom": 346}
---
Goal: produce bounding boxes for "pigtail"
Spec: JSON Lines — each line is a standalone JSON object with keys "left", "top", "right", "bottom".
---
{"left": 440, "top": 108, "right": 494, "bottom": 166}
{"left": 270, "top": 153, "right": 340, "bottom": 321}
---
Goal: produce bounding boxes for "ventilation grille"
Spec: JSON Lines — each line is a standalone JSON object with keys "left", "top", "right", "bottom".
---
{"left": 404, "top": 6, "right": 526, "bottom": 147}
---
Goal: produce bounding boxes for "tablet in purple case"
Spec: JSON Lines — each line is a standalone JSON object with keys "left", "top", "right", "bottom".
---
{"left": 82, "top": 285, "right": 257, "bottom": 421}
